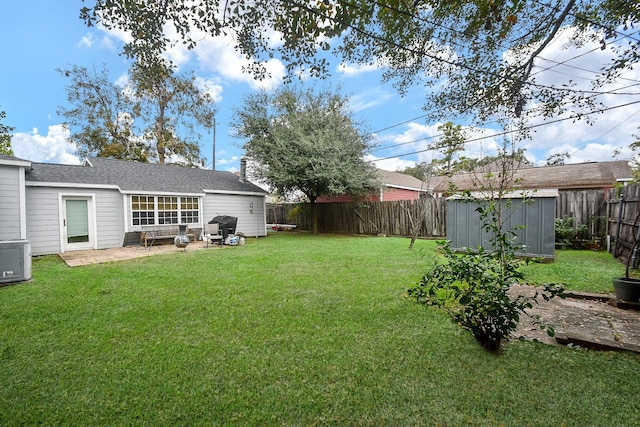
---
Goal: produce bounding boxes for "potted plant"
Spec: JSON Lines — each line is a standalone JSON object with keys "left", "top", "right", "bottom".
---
{"left": 613, "top": 212, "right": 640, "bottom": 303}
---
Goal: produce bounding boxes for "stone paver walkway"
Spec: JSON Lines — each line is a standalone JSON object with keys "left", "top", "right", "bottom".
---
{"left": 512, "top": 284, "right": 640, "bottom": 353}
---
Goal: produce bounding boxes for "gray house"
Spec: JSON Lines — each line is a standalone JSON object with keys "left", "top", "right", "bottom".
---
{"left": 1, "top": 155, "right": 267, "bottom": 257}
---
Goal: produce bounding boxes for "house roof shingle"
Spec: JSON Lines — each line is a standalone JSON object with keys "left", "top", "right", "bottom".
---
{"left": 434, "top": 160, "right": 632, "bottom": 192}
{"left": 0, "top": 153, "right": 31, "bottom": 167}
{"left": 25, "top": 157, "right": 267, "bottom": 195}
{"left": 378, "top": 169, "right": 429, "bottom": 191}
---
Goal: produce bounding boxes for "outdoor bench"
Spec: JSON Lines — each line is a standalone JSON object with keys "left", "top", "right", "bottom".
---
{"left": 139, "top": 225, "right": 195, "bottom": 248}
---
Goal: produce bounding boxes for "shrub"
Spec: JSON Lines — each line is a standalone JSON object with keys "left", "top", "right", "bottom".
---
{"left": 286, "top": 203, "right": 306, "bottom": 224}
{"left": 408, "top": 149, "right": 565, "bottom": 351}
{"left": 554, "top": 216, "right": 595, "bottom": 250}
{"left": 407, "top": 241, "right": 564, "bottom": 350}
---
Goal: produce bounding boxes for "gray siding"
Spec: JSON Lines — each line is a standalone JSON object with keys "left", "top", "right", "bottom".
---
{"left": 25, "top": 188, "right": 63, "bottom": 255}
{"left": 26, "top": 186, "right": 124, "bottom": 256}
{"left": 0, "top": 165, "right": 23, "bottom": 240}
{"left": 95, "top": 190, "right": 125, "bottom": 249}
{"left": 204, "top": 194, "right": 266, "bottom": 237}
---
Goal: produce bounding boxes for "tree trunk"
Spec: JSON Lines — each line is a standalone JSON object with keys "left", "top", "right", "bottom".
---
{"left": 156, "top": 120, "right": 165, "bottom": 164}
{"left": 401, "top": 201, "right": 419, "bottom": 250}
{"left": 310, "top": 197, "right": 319, "bottom": 235}
{"left": 155, "top": 89, "right": 168, "bottom": 164}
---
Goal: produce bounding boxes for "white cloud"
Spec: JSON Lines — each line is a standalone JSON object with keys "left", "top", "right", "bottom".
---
{"left": 372, "top": 122, "right": 440, "bottom": 165}
{"left": 564, "top": 142, "right": 631, "bottom": 164}
{"left": 368, "top": 155, "right": 416, "bottom": 172}
{"left": 100, "top": 19, "right": 286, "bottom": 91}
{"left": 79, "top": 23, "right": 130, "bottom": 53}
{"left": 349, "top": 89, "right": 393, "bottom": 113}
{"left": 511, "top": 27, "right": 640, "bottom": 163}
{"left": 195, "top": 76, "right": 224, "bottom": 103}
{"left": 114, "top": 72, "right": 130, "bottom": 88}
{"left": 12, "top": 125, "right": 80, "bottom": 165}
{"left": 395, "top": 122, "right": 440, "bottom": 143}
{"left": 77, "top": 33, "right": 94, "bottom": 48}
{"left": 216, "top": 155, "right": 240, "bottom": 166}
{"left": 97, "top": 22, "right": 132, "bottom": 51}
{"left": 337, "top": 62, "right": 380, "bottom": 77}
{"left": 374, "top": 121, "right": 506, "bottom": 168}
{"left": 215, "top": 155, "right": 241, "bottom": 172}
{"left": 193, "top": 35, "right": 284, "bottom": 90}
{"left": 462, "top": 127, "right": 502, "bottom": 159}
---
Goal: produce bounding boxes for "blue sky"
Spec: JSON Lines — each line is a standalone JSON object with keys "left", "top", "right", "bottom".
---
{"left": 2, "top": 1, "right": 639, "bottom": 172}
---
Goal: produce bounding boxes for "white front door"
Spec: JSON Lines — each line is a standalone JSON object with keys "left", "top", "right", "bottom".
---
{"left": 62, "top": 196, "right": 95, "bottom": 252}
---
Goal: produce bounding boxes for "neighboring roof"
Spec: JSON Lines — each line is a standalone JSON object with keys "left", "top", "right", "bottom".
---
{"left": 434, "top": 160, "right": 632, "bottom": 192}
{"left": 378, "top": 169, "right": 430, "bottom": 191}
{"left": 0, "top": 153, "right": 31, "bottom": 167}
{"left": 25, "top": 157, "right": 268, "bottom": 195}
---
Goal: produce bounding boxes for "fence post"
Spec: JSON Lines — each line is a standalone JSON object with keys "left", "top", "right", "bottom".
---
{"left": 613, "top": 192, "right": 624, "bottom": 257}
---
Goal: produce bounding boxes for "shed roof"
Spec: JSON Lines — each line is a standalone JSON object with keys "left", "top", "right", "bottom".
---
{"left": 434, "top": 160, "right": 632, "bottom": 192}
{"left": 25, "top": 157, "right": 268, "bottom": 195}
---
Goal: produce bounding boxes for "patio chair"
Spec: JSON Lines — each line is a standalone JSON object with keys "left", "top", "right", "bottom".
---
{"left": 203, "top": 223, "right": 223, "bottom": 247}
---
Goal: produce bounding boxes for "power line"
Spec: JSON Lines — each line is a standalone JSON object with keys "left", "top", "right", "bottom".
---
{"left": 333, "top": 0, "right": 640, "bottom": 144}
{"left": 322, "top": 1, "right": 640, "bottom": 157}
{"left": 534, "top": 63, "right": 640, "bottom": 94}
{"left": 369, "top": 113, "right": 429, "bottom": 134}
{"left": 287, "top": 0, "right": 631, "bottom": 100}
{"left": 365, "top": 0, "right": 640, "bottom": 94}
{"left": 563, "top": 106, "right": 640, "bottom": 159}
{"left": 530, "top": 0, "right": 640, "bottom": 44}
{"left": 372, "top": 99, "right": 640, "bottom": 162}
{"left": 369, "top": 77, "right": 640, "bottom": 155}
{"left": 530, "top": 27, "right": 640, "bottom": 85}
{"left": 371, "top": 117, "right": 507, "bottom": 153}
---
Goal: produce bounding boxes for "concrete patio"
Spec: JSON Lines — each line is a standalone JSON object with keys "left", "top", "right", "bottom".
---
{"left": 58, "top": 242, "right": 220, "bottom": 267}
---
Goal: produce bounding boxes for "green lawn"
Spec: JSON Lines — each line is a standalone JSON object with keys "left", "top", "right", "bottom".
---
{"left": 0, "top": 234, "right": 638, "bottom": 425}
{"left": 521, "top": 248, "right": 626, "bottom": 294}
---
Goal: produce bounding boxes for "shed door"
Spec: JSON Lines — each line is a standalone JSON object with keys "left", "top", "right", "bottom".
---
{"left": 62, "top": 197, "right": 95, "bottom": 251}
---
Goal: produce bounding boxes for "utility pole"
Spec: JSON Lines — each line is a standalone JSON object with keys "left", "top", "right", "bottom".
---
{"left": 212, "top": 117, "right": 216, "bottom": 170}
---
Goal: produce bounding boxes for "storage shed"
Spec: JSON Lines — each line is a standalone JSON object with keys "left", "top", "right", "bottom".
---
{"left": 446, "top": 190, "right": 557, "bottom": 260}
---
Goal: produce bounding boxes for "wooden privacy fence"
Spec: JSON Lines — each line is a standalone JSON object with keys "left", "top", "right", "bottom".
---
{"left": 556, "top": 189, "right": 608, "bottom": 239}
{"left": 607, "top": 184, "right": 640, "bottom": 264}
{"left": 267, "top": 198, "right": 446, "bottom": 237}
{"left": 268, "top": 188, "right": 611, "bottom": 240}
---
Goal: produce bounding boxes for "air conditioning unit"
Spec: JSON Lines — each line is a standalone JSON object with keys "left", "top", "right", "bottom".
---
{"left": 0, "top": 240, "right": 32, "bottom": 284}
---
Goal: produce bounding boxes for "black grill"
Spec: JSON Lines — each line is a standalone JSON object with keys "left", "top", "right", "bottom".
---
{"left": 208, "top": 215, "right": 238, "bottom": 240}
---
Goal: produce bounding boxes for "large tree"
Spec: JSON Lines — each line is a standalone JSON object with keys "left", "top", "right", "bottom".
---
{"left": 0, "top": 109, "right": 14, "bottom": 156}
{"left": 81, "top": 1, "right": 638, "bottom": 126}
{"left": 58, "top": 64, "right": 148, "bottom": 161}
{"left": 130, "top": 62, "right": 216, "bottom": 165}
{"left": 58, "top": 63, "right": 215, "bottom": 164}
{"left": 232, "top": 86, "right": 379, "bottom": 234}
{"left": 429, "top": 122, "right": 466, "bottom": 177}
{"left": 401, "top": 148, "right": 532, "bottom": 179}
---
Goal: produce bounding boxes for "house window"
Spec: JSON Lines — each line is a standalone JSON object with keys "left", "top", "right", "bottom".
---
{"left": 158, "top": 196, "right": 179, "bottom": 224}
{"left": 181, "top": 197, "right": 199, "bottom": 223}
{"left": 130, "top": 195, "right": 200, "bottom": 226}
{"left": 132, "top": 195, "right": 155, "bottom": 225}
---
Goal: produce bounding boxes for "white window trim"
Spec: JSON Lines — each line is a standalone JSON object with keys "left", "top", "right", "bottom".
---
{"left": 128, "top": 194, "right": 202, "bottom": 229}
